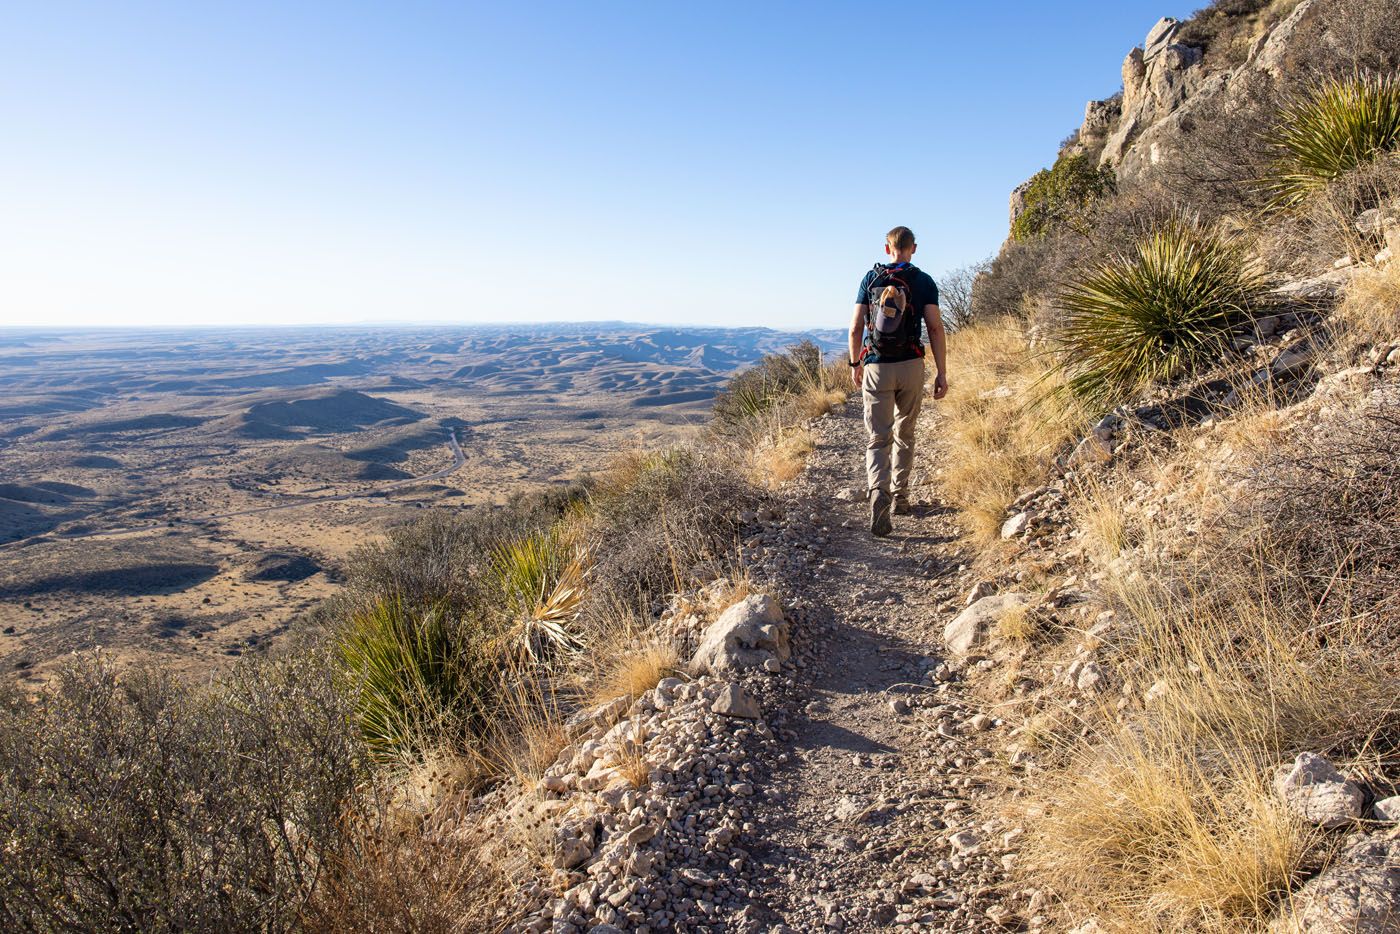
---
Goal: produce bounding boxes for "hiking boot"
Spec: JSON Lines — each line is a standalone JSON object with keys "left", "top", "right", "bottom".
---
{"left": 893, "top": 494, "right": 912, "bottom": 516}
{"left": 869, "top": 490, "right": 893, "bottom": 537}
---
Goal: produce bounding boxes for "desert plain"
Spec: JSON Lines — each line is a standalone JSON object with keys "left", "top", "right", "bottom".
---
{"left": 0, "top": 323, "right": 841, "bottom": 683}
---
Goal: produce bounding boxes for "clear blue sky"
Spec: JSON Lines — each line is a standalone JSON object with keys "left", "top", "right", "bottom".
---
{"left": 0, "top": 1, "right": 1197, "bottom": 330}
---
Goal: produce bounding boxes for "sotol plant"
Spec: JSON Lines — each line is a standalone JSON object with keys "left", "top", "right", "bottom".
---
{"left": 1050, "top": 216, "right": 1267, "bottom": 408}
{"left": 339, "top": 598, "right": 495, "bottom": 758}
{"left": 1266, "top": 72, "right": 1400, "bottom": 210}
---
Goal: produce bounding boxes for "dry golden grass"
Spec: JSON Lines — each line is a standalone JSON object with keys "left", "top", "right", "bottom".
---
{"left": 752, "top": 424, "right": 816, "bottom": 486}
{"left": 993, "top": 604, "right": 1037, "bottom": 642}
{"left": 1334, "top": 255, "right": 1400, "bottom": 354}
{"left": 584, "top": 634, "right": 679, "bottom": 707}
{"left": 1017, "top": 560, "right": 1396, "bottom": 932}
{"left": 305, "top": 816, "right": 515, "bottom": 934}
{"left": 1069, "top": 477, "right": 1132, "bottom": 564}
{"left": 940, "top": 317, "right": 1089, "bottom": 542}
{"left": 613, "top": 726, "right": 653, "bottom": 790}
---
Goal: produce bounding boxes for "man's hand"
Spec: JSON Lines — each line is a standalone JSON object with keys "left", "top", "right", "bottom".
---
{"left": 851, "top": 364, "right": 863, "bottom": 390}
{"left": 933, "top": 371, "right": 949, "bottom": 400}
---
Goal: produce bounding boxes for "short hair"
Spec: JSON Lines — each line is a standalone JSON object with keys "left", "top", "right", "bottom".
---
{"left": 886, "top": 226, "right": 916, "bottom": 251}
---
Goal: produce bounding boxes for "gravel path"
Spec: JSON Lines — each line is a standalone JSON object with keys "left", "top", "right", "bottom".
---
{"left": 716, "top": 397, "right": 1016, "bottom": 932}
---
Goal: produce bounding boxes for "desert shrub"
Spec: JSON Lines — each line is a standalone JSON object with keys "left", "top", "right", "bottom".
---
{"left": 1230, "top": 387, "right": 1400, "bottom": 621}
{"left": 337, "top": 488, "right": 584, "bottom": 621}
{"left": 490, "top": 530, "right": 589, "bottom": 664}
{"left": 338, "top": 599, "right": 507, "bottom": 760}
{"left": 586, "top": 444, "right": 756, "bottom": 603}
{"left": 938, "top": 258, "right": 993, "bottom": 330}
{"left": 712, "top": 340, "right": 834, "bottom": 426}
{"left": 972, "top": 237, "right": 1058, "bottom": 319}
{"left": 1177, "top": 0, "right": 1277, "bottom": 65}
{"left": 1049, "top": 215, "right": 1268, "bottom": 407}
{"left": 1152, "top": 69, "right": 1283, "bottom": 222}
{"left": 1265, "top": 72, "right": 1400, "bottom": 210}
{"left": 1011, "top": 153, "right": 1117, "bottom": 243}
{"left": 0, "top": 652, "right": 363, "bottom": 933}
{"left": 304, "top": 812, "right": 513, "bottom": 934}
{"left": 1290, "top": 0, "right": 1400, "bottom": 77}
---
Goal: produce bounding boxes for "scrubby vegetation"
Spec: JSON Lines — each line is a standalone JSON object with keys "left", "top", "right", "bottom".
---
{"left": 937, "top": 4, "right": 1400, "bottom": 929}
{"left": 1266, "top": 72, "right": 1400, "bottom": 209}
{"left": 1011, "top": 153, "right": 1117, "bottom": 243}
{"left": 0, "top": 653, "right": 363, "bottom": 932}
{"left": 0, "top": 337, "right": 838, "bottom": 929}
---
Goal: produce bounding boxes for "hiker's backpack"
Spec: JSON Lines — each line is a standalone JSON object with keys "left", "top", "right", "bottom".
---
{"left": 863, "top": 264, "right": 921, "bottom": 357}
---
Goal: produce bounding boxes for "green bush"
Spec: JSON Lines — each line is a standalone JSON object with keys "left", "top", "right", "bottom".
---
{"left": 337, "top": 487, "right": 585, "bottom": 621}
{"left": 1050, "top": 216, "right": 1267, "bottom": 407}
{"left": 0, "top": 653, "right": 363, "bottom": 932}
{"left": 1266, "top": 72, "right": 1400, "bottom": 210}
{"left": 1011, "top": 153, "right": 1117, "bottom": 243}
{"left": 712, "top": 340, "right": 831, "bottom": 426}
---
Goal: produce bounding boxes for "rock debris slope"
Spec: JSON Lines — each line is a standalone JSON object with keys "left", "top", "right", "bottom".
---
{"left": 517, "top": 397, "right": 1025, "bottom": 933}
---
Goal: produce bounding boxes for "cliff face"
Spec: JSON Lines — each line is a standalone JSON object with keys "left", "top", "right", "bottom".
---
{"left": 1011, "top": 0, "right": 1314, "bottom": 225}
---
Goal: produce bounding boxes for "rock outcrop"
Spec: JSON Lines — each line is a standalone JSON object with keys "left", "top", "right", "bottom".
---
{"left": 1036, "top": 1, "right": 1318, "bottom": 192}
{"left": 1273, "top": 752, "right": 1367, "bottom": 829}
{"left": 689, "top": 593, "right": 791, "bottom": 674}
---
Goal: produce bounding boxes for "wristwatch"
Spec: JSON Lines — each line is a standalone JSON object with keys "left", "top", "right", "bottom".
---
{"left": 848, "top": 359, "right": 860, "bottom": 368}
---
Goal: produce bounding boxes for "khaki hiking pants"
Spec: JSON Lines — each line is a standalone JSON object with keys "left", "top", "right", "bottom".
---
{"left": 862, "top": 357, "right": 925, "bottom": 496}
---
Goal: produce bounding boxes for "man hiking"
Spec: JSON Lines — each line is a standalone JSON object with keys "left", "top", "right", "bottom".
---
{"left": 848, "top": 226, "right": 948, "bottom": 537}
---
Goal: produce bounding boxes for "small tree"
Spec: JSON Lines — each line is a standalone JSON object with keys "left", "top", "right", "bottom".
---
{"left": 939, "top": 259, "right": 993, "bottom": 331}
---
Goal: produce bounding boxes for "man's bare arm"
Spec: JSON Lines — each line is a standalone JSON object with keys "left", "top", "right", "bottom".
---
{"left": 924, "top": 304, "right": 948, "bottom": 399}
{"left": 848, "top": 304, "right": 866, "bottom": 388}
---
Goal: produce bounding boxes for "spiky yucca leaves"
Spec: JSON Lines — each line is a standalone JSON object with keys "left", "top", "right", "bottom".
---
{"left": 1051, "top": 217, "right": 1267, "bottom": 408}
{"left": 338, "top": 599, "right": 495, "bottom": 759}
{"left": 490, "top": 531, "right": 590, "bottom": 664}
{"left": 1266, "top": 72, "right": 1400, "bottom": 210}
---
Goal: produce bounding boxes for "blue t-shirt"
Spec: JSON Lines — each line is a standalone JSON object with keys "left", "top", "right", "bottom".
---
{"left": 856, "top": 263, "right": 939, "bottom": 363}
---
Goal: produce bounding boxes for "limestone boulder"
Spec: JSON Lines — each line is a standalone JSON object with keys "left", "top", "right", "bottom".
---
{"left": 690, "top": 593, "right": 790, "bottom": 674}
{"left": 1271, "top": 836, "right": 1400, "bottom": 933}
{"left": 944, "top": 593, "right": 1032, "bottom": 656}
{"left": 710, "top": 682, "right": 760, "bottom": 719}
{"left": 1273, "top": 752, "right": 1366, "bottom": 829}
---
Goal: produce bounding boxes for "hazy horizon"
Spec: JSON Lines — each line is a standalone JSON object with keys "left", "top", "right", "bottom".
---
{"left": 2, "top": 1, "right": 1195, "bottom": 330}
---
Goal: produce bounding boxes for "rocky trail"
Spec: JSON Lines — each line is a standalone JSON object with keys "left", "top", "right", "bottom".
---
{"left": 718, "top": 398, "right": 1018, "bottom": 932}
{"left": 514, "top": 393, "right": 1034, "bottom": 934}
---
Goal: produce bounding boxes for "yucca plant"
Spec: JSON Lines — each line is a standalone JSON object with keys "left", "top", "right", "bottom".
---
{"left": 490, "top": 530, "right": 589, "bottom": 664}
{"left": 1049, "top": 216, "right": 1267, "bottom": 408}
{"left": 338, "top": 598, "right": 494, "bottom": 758}
{"left": 1265, "top": 72, "right": 1400, "bottom": 210}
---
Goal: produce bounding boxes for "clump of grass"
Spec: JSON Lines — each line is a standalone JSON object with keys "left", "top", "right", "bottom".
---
{"left": 939, "top": 317, "right": 1088, "bottom": 542}
{"left": 1050, "top": 215, "right": 1268, "bottom": 408}
{"left": 712, "top": 340, "right": 840, "bottom": 426}
{"left": 752, "top": 424, "right": 816, "bottom": 486}
{"left": 1070, "top": 477, "right": 1132, "bottom": 564}
{"left": 491, "top": 531, "right": 589, "bottom": 664}
{"left": 1332, "top": 252, "right": 1400, "bottom": 353}
{"left": 1266, "top": 72, "right": 1400, "bottom": 211}
{"left": 993, "top": 604, "right": 1037, "bottom": 642}
{"left": 584, "top": 630, "right": 679, "bottom": 706}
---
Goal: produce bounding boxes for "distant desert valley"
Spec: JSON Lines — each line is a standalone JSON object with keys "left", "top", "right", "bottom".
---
{"left": 0, "top": 324, "right": 841, "bottom": 683}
